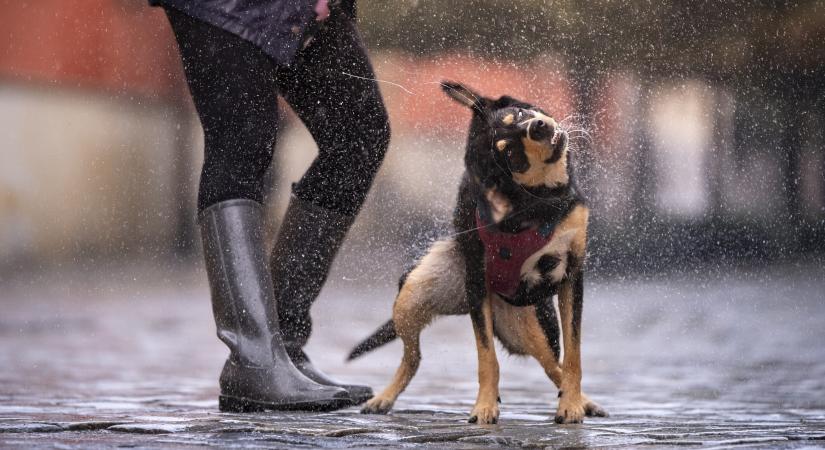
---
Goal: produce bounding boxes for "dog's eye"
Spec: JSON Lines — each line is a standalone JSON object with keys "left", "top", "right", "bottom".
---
{"left": 517, "top": 110, "right": 524, "bottom": 120}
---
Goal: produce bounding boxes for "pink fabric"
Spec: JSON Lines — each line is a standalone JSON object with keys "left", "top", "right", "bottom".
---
{"left": 476, "top": 212, "right": 554, "bottom": 299}
{"left": 314, "top": 0, "right": 330, "bottom": 21}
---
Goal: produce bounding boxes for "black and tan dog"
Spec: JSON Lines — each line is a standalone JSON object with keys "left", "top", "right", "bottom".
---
{"left": 349, "top": 81, "right": 607, "bottom": 424}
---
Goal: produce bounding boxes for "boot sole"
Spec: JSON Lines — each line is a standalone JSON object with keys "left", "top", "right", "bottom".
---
{"left": 347, "top": 391, "right": 373, "bottom": 405}
{"left": 219, "top": 394, "right": 352, "bottom": 413}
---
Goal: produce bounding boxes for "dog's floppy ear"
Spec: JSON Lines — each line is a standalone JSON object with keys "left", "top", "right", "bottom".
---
{"left": 441, "top": 80, "right": 487, "bottom": 110}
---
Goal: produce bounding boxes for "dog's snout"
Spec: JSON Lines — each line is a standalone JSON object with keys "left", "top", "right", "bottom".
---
{"left": 529, "top": 118, "right": 554, "bottom": 140}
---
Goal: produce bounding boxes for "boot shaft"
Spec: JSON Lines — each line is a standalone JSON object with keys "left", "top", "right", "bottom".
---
{"left": 199, "top": 199, "right": 352, "bottom": 409}
{"left": 269, "top": 195, "right": 356, "bottom": 350}
{"left": 199, "top": 199, "right": 279, "bottom": 368}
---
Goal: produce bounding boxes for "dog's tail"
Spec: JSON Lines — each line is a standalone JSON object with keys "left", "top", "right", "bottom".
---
{"left": 347, "top": 320, "right": 397, "bottom": 361}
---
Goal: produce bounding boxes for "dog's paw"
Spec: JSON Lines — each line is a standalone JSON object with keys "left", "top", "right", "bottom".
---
{"left": 468, "top": 403, "right": 500, "bottom": 425}
{"left": 582, "top": 394, "right": 608, "bottom": 418}
{"left": 554, "top": 392, "right": 586, "bottom": 424}
{"left": 360, "top": 396, "right": 394, "bottom": 415}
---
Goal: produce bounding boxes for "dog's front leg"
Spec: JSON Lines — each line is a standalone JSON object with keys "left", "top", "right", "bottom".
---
{"left": 555, "top": 271, "right": 586, "bottom": 424}
{"left": 460, "top": 231, "right": 500, "bottom": 424}
{"left": 456, "top": 187, "right": 500, "bottom": 424}
{"left": 469, "top": 292, "right": 500, "bottom": 424}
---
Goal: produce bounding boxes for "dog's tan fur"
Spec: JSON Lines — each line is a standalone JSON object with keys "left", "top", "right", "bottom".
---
{"left": 514, "top": 138, "right": 569, "bottom": 188}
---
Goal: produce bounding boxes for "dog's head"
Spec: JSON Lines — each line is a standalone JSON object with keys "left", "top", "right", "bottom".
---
{"left": 442, "top": 81, "right": 572, "bottom": 223}
{"left": 442, "top": 81, "right": 570, "bottom": 190}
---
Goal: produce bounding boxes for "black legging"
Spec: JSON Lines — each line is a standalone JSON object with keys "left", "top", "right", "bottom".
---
{"left": 166, "top": 7, "right": 391, "bottom": 215}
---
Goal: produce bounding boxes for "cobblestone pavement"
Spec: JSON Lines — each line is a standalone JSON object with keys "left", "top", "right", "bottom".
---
{"left": 1, "top": 261, "right": 824, "bottom": 448}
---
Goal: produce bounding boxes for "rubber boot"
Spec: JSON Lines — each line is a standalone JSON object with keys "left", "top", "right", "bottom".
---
{"left": 199, "top": 199, "right": 351, "bottom": 412}
{"left": 269, "top": 195, "right": 374, "bottom": 404}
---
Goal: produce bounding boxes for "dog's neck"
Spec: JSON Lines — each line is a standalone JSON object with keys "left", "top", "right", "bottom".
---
{"left": 478, "top": 179, "right": 578, "bottom": 234}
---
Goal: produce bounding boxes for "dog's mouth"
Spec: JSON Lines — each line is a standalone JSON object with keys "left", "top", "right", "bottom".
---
{"left": 546, "top": 128, "right": 568, "bottom": 163}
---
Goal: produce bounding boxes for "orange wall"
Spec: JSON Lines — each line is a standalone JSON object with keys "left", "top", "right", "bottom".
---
{"left": 0, "top": 1, "right": 574, "bottom": 132}
{"left": 0, "top": 0, "right": 184, "bottom": 98}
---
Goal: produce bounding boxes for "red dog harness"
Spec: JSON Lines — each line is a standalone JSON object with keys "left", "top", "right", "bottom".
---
{"left": 476, "top": 210, "right": 555, "bottom": 300}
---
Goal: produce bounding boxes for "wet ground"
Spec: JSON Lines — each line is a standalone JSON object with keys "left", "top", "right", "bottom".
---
{"left": 1, "top": 260, "right": 824, "bottom": 448}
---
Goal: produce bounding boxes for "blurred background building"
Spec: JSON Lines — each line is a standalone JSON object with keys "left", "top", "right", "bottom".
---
{"left": 1, "top": 0, "right": 823, "bottom": 281}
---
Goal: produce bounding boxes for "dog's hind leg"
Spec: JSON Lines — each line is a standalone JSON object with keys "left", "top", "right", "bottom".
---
{"left": 360, "top": 287, "right": 429, "bottom": 414}
{"left": 361, "top": 240, "right": 467, "bottom": 414}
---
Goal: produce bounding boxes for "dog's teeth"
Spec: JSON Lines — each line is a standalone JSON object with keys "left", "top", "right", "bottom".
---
{"left": 551, "top": 132, "right": 559, "bottom": 145}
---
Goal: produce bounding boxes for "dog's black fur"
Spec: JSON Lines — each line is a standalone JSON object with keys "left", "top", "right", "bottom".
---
{"left": 349, "top": 81, "right": 604, "bottom": 424}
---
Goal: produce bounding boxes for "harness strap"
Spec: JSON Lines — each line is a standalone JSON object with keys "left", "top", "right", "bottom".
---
{"left": 475, "top": 209, "right": 555, "bottom": 300}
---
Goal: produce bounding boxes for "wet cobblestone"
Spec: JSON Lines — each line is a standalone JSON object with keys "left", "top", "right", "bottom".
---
{"left": 1, "top": 262, "right": 824, "bottom": 448}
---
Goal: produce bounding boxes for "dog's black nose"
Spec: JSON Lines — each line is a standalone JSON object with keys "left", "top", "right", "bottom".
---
{"left": 529, "top": 119, "right": 553, "bottom": 140}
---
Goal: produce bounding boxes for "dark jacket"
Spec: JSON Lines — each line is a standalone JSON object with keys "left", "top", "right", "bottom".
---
{"left": 151, "top": 0, "right": 355, "bottom": 65}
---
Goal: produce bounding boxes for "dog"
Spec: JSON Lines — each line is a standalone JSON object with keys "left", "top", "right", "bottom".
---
{"left": 349, "top": 81, "right": 607, "bottom": 424}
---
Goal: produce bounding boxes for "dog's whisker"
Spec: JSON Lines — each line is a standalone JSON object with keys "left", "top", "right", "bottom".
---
{"left": 338, "top": 73, "right": 494, "bottom": 125}
{"left": 340, "top": 71, "right": 418, "bottom": 95}
{"left": 568, "top": 134, "right": 593, "bottom": 141}
{"left": 563, "top": 125, "right": 592, "bottom": 133}
{"left": 340, "top": 62, "right": 495, "bottom": 122}
{"left": 568, "top": 138, "right": 593, "bottom": 146}
{"left": 566, "top": 131, "right": 593, "bottom": 140}
{"left": 557, "top": 115, "right": 590, "bottom": 125}
{"left": 557, "top": 115, "right": 590, "bottom": 128}
{"left": 561, "top": 127, "right": 594, "bottom": 139}
{"left": 557, "top": 113, "right": 588, "bottom": 124}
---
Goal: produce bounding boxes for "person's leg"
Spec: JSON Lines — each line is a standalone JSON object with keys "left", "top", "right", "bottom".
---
{"left": 166, "top": 7, "right": 278, "bottom": 212}
{"left": 281, "top": 14, "right": 391, "bottom": 217}
{"left": 268, "top": 11, "right": 391, "bottom": 402}
{"left": 165, "top": 7, "right": 350, "bottom": 411}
